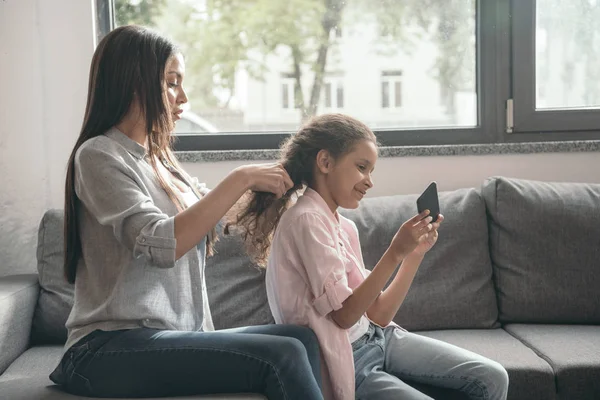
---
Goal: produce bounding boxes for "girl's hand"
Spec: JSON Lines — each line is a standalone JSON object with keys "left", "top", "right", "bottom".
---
{"left": 413, "top": 214, "right": 444, "bottom": 256}
{"left": 238, "top": 163, "right": 294, "bottom": 198}
{"left": 387, "top": 211, "right": 434, "bottom": 262}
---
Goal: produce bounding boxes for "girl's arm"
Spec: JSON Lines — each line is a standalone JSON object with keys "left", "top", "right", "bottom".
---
{"left": 329, "top": 213, "right": 433, "bottom": 329}
{"left": 330, "top": 249, "right": 406, "bottom": 329}
{"left": 365, "top": 252, "right": 424, "bottom": 326}
{"left": 365, "top": 215, "right": 444, "bottom": 326}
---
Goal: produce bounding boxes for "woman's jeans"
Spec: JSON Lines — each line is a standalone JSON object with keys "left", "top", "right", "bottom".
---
{"left": 50, "top": 324, "right": 323, "bottom": 400}
{"left": 352, "top": 324, "right": 510, "bottom": 400}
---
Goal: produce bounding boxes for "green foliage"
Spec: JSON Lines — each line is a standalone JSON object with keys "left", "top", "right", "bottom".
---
{"left": 114, "top": 0, "right": 167, "bottom": 26}
{"left": 115, "top": 0, "right": 477, "bottom": 116}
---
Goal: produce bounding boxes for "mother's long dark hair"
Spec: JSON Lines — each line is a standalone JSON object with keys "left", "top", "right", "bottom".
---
{"left": 226, "top": 113, "right": 377, "bottom": 267}
{"left": 64, "top": 25, "right": 211, "bottom": 283}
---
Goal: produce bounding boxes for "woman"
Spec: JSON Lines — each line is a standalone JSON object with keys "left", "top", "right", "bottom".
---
{"left": 49, "top": 25, "right": 323, "bottom": 400}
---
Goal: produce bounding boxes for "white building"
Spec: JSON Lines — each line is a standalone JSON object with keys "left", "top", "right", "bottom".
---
{"left": 233, "top": 13, "right": 477, "bottom": 132}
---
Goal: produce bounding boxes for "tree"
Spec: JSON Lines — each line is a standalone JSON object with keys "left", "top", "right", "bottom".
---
{"left": 178, "top": 0, "right": 347, "bottom": 120}
{"left": 114, "top": 0, "right": 166, "bottom": 26}
{"left": 115, "top": 0, "right": 476, "bottom": 120}
{"left": 399, "top": 0, "right": 476, "bottom": 116}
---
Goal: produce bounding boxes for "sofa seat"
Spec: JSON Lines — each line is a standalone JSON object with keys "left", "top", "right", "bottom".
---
{"left": 416, "top": 328, "right": 556, "bottom": 400}
{"left": 504, "top": 324, "right": 600, "bottom": 400}
{"left": 0, "top": 346, "right": 265, "bottom": 400}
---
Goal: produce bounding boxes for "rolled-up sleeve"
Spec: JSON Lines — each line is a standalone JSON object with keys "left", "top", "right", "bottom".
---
{"left": 74, "top": 143, "right": 176, "bottom": 268}
{"left": 289, "top": 213, "right": 353, "bottom": 316}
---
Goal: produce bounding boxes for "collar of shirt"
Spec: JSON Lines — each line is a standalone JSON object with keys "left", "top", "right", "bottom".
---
{"left": 303, "top": 187, "right": 340, "bottom": 226}
{"left": 105, "top": 127, "right": 147, "bottom": 160}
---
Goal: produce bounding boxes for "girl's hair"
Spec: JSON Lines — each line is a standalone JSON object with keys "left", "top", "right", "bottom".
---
{"left": 64, "top": 25, "right": 216, "bottom": 284}
{"left": 226, "top": 113, "right": 377, "bottom": 267}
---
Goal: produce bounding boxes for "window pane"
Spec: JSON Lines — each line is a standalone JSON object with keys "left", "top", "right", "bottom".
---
{"left": 115, "top": 0, "right": 477, "bottom": 132}
{"left": 337, "top": 85, "right": 344, "bottom": 108}
{"left": 294, "top": 83, "right": 301, "bottom": 109}
{"left": 394, "top": 81, "right": 402, "bottom": 108}
{"left": 282, "top": 84, "right": 289, "bottom": 109}
{"left": 536, "top": 0, "right": 600, "bottom": 109}
{"left": 325, "top": 83, "right": 332, "bottom": 108}
{"left": 381, "top": 81, "right": 390, "bottom": 108}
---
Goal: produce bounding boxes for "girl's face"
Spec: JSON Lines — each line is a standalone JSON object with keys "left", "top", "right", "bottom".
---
{"left": 165, "top": 53, "right": 188, "bottom": 124}
{"left": 322, "top": 139, "right": 378, "bottom": 210}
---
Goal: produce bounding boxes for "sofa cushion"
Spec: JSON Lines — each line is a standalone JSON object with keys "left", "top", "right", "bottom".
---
{"left": 504, "top": 324, "right": 600, "bottom": 400}
{"left": 341, "top": 188, "right": 499, "bottom": 331}
{"left": 205, "top": 224, "right": 274, "bottom": 330}
{"left": 0, "top": 346, "right": 265, "bottom": 400}
{"left": 0, "top": 274, "right": 39, "bottom": 375}
{"left": 416, "top": 328, "right": 557, "bottom": 400}
{"left": 31, "top": 210, "right": 74, "bottom": 344}
{"left": 482, "top": 177, "right": 600, "bottom": 323}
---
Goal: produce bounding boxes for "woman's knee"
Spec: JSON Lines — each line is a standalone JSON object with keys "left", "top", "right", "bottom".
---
{"left": 275, "top": 325, "right": 320, "bottom": 354}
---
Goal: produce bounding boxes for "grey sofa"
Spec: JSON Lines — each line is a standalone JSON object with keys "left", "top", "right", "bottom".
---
{"left": 1, "top": 176, "right": 599, "bottom": 400}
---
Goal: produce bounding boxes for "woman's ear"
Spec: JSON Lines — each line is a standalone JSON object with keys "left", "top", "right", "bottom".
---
{"left": 315, "top": 149, "right": 333, "bottom": 174}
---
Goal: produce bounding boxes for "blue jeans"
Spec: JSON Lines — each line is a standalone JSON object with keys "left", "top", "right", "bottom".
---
{"left": 50, "top": 324, "right": 323, "bottom": 399}
{"left": 352, "top": 324, "right": 509, "bottom": 400}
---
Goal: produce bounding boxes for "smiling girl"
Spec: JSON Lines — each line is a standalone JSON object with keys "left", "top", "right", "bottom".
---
{"left": 228, "top": 114, "right": 509, "bottom": 400}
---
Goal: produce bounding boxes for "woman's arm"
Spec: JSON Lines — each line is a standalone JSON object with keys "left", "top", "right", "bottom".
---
{"left": 75, "top": 142, "right": 292, "bottom": 266}
{"left": 174, "top": 164, "right": 292, "bottom": 259}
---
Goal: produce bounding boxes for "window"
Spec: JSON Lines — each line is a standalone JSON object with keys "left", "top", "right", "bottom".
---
{"left": 511, "top": 0, "right": 600, "bottom": 133}
{"left": 381, "top": 71, "right": 402, "bottom": 109}
{"left": 281, "top": 76, "right": 300, "bottom": 110}
{"left": 323, "top": 78, "right": 344, "bottom": 109}
{"left": 101, "top": 0, "right": 600, "bottom": 150}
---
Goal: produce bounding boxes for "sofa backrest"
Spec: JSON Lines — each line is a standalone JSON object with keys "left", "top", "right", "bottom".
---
{"left": 341, "top": 187, "right": 499, "bottom": 331}
{"left": 205, "top": 225, "right": 274, "bottom": 330}
{"left": 33, "top": 185, "right": 503, "bottom": 341}
{"left": 482, "top": 176, "right": 600, "bottom": 324}
{"left": 32, "top": 209, "right": 73, "bottom": 344}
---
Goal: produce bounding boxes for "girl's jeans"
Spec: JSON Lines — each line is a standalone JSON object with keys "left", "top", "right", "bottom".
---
{"left": 352, "top": 323, "right": 509, "bottom": 400}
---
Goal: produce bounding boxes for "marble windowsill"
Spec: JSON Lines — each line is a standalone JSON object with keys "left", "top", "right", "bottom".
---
{"left": 176, "top": 140, "right": 600, "bottom": 163}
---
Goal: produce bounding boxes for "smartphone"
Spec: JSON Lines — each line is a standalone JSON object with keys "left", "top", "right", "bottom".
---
{"left": 416, "top": 181, "right": 440, "bottom": 222}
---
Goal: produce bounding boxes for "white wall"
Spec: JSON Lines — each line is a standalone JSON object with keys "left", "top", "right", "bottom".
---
{"left": 0, "top": 0, "right": 95, "bottom": 276}
{"left": 182, "top": 151, "right": 600, "bottom": 198}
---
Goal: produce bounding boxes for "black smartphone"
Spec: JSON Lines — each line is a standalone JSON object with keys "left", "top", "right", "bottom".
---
{"left": 416, "top": 181, "right": 440, "bottom": 222}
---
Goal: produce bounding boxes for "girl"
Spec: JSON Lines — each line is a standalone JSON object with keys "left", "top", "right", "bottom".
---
{"left": 50, "top": 25, "right": 324, "bottom": 399}
{"left": 228, "top": 114, "right": 509, "bottom": 400}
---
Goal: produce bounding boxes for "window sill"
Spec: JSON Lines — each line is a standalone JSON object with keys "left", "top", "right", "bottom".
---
{"left": 176, "top": 140, "right": 600, "bottom": 163}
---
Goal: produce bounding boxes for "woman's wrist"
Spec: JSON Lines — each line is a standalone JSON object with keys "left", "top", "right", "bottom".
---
{"left": 231, "top": 166, "right": 252, "bottom": 191}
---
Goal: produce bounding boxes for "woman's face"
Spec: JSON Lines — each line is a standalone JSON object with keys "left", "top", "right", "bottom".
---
{"left": 165, "top": 53, "right": 188, "bottom": 123}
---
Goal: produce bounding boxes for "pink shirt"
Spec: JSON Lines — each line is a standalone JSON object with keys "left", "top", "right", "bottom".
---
{"left": 266, "top": 188, "right": 374, "bottom": 400}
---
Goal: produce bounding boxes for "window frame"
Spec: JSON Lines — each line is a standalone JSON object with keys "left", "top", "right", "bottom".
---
{"left": 97, "top": 0, "right": 600, "bottom": 152}
{"left": 511, "top": 0, "right": 600, "bottom": 134}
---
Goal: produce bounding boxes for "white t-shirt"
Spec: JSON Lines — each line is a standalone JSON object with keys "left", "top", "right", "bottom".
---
{"left": 348, "top": 315, "right": 370, "bottom": 343}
